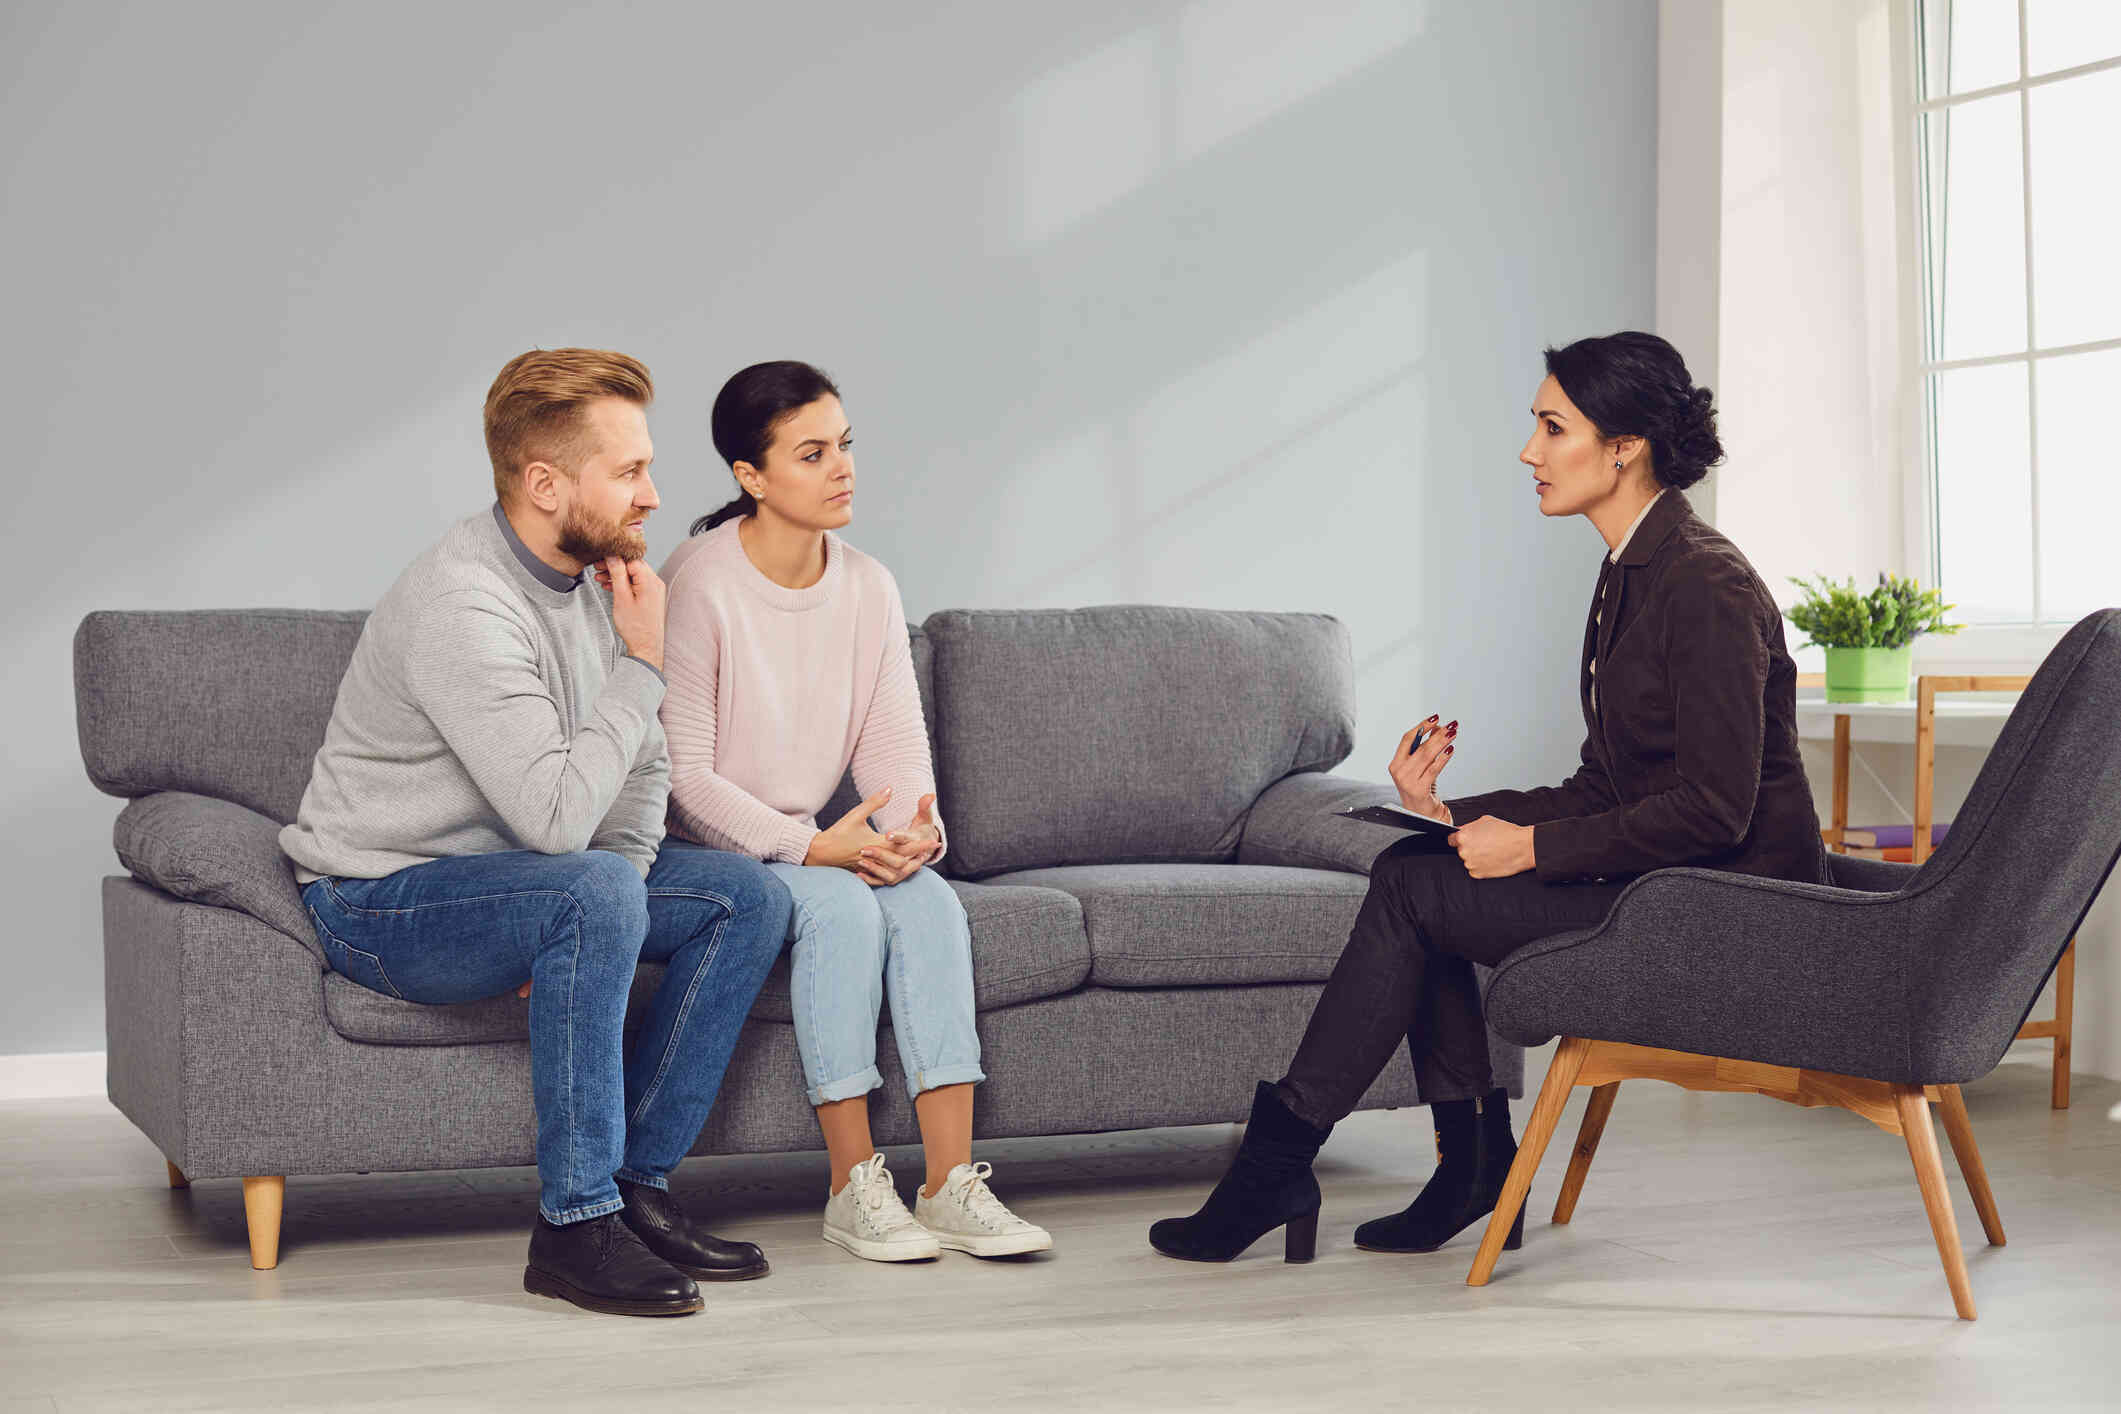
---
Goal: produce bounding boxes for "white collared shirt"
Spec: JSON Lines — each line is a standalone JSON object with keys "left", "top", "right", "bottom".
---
{"left": 1608, "top": 488, "right": 1666, "bottom": 565}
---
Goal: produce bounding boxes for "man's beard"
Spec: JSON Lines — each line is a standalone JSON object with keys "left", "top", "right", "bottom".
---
{"left": 556, "top": 502, "right": 646, "bottom": 565}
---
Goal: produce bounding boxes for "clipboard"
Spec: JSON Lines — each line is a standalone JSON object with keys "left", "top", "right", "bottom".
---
{"left": 1334, "top": 804, "right": 1458, "bottom": 837}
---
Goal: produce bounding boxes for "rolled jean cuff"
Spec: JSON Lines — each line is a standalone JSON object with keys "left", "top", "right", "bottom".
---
{"left": 808, "top": 1065, "right": 884, "bottom": 1107}
{"left": 540, "top": 1194, "right": 626, "bottom": 1227}
{"left": 614, "top": 1167, "right": 669, "bottom": 1191}
{"left": 906, "top": 1062, "right": 986, "bottom": 1101}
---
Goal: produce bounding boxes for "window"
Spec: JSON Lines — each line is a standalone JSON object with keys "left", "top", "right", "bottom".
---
{"left": 1914, "top": 0, "right": 2121, "bottom": 625}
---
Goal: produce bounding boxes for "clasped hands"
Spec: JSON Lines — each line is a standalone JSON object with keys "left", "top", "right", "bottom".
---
{"left": 1389, "top": 714, "right": 1535, "bottom": 880}
{"left": 804, "top": 786, "right": 943, "bottom": 887}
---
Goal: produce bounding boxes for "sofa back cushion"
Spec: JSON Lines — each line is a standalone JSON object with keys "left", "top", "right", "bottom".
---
{"left": 922, "top": 607, "right": 1354, "bottom": 878}
{"left": 76, "top": 610, "right": 367, "bottom": 823}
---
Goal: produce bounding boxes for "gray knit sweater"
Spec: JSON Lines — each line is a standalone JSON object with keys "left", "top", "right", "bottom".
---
{"left": 280, "top": 504, "right": 668, "bottom": 882}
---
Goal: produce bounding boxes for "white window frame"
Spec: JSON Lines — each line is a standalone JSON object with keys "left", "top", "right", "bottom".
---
{"left": 1899, "top": 0, "right": 2121, "bottom": 661}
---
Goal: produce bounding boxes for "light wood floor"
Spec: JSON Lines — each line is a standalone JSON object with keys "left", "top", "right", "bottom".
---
{"left": 3, "top": 1046, "right": 2118, "bottom": 1412}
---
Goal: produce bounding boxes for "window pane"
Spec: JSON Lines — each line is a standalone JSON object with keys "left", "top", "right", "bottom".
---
{"left": 2035, "top": 347, "right": 2121, "bottom": 621}
{"left": 1921, "top": 0, "right": 2022, "bottom": 97}
{"left": 1933, "top": 362, "right": 2034, "bottom": 622}
{"left": 2027, "top": 0, "right": 2121, "bottom": 76}
{"left": 2029, "top": 66, "right": 2121, "bottom": 348}
{"left": 1923, "top": 94, "right": 2028, "bottom": 361}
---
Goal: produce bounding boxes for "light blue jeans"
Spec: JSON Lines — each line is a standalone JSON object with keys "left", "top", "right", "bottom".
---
{"left": 768, "top": 863, "right": 985, "bottom": 1105}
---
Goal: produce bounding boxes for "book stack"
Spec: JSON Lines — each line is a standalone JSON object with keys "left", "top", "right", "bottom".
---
{"left": 1835, "top": 822, "right": 1951, "bottom": 862}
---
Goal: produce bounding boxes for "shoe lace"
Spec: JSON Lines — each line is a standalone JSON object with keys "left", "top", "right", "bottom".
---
{"left": 947, "top": 1161, "right": 1015, "bottom": 1230}
{"left": 849, "top": 1154, "right": 925, "bottom": 1236}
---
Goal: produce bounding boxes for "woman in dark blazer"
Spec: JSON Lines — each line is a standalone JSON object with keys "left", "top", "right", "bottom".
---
{"left": 1150, "top": 331, "right": 1829, "bottom": 1264}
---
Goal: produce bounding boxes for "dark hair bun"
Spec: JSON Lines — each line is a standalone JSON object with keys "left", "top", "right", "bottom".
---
{"left": 1542, "top": 332, "right": 1725, "bottom": 490}
{"left": 1654, "top": 383, "right": 1723, "bottom": 491}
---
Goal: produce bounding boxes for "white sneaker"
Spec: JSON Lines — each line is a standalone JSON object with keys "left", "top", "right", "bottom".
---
{"left": 914, "top": 1162, "right": 1053, "bottom": 1257}
{"left": 822, "top": 1154, "right": 941, "bottom": 1263}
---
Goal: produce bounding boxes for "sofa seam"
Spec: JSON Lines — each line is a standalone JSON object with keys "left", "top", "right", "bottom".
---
{"left": 1237, "top": 843, "right": 1370, "bottom": 873}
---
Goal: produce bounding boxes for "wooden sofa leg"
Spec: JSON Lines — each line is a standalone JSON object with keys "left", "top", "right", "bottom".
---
{"left": 1895, "top": 1088, "right": 1975, "bottom": 1320}
{"left": 2052, "top": 940, "right": 2075, "bottom": 1110}
{"left": 1552, "top": 1082, "right": 1619, "bottom": 1224}
{"left": 1469, "top": 1036, "right": 1590, "bottom": 1286}
{"left": 1935, "top": 1085, "right": 2005, "bottom": 1247}
{"left": 166, "top": 1160, "right": 190, "bottom": 1190}
{"left": 242, "top": 1176, "right": 285, "bottom": 1270}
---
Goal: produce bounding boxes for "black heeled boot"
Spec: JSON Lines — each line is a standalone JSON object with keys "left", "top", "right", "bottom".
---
{"left": 1149, "top": 1082, "right": 1329, "bottom": 1263}
{"left": 1354, "top": 1087, "right": 1526, "bottom": 1254}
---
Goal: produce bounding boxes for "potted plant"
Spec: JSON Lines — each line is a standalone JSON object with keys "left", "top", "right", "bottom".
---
{"left": 1786, "top": 573, "right": 1960, "bottom": 703}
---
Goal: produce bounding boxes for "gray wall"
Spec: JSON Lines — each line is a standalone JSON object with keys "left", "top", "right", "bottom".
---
{"left": 3, "top": 0, "right": 1656, "bottom": 1055}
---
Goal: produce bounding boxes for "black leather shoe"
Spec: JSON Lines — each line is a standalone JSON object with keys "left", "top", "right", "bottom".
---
{"left": 618, "top": 1179, "right": 770, "bottom": 1282}
{"left": 1149, "top": 1082, "right": 1329, "bottom": 1263}
{"left": 1354, "top": 1087, "right": 1525, "bottom": 1254}
{"left": 523, "top": 1212, "right": 703, "bottom": 1316}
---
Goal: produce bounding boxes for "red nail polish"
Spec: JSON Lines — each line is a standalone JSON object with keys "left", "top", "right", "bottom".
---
{"left": 1445, "top": 720, "right": 1458, "bottom": 731}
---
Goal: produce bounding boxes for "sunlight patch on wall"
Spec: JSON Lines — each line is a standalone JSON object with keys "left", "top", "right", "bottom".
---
{"left": 1172, "top": 0, "right": 1429, "bottom": 161}
{"left": 1005, "top": 1, "right": 1427, "bottom": 247}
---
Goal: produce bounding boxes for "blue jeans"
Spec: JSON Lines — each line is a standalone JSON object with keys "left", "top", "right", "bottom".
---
{"left": 769, "top": 864, "right": 985, "bottom": 1106}
{"left": 301, "top": 842, "right": 790, "bottom": 1225}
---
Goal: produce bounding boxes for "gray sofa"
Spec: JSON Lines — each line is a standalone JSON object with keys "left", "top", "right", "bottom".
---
{"left": 73, "top": 603, "right": 1523, "bottom": 1265}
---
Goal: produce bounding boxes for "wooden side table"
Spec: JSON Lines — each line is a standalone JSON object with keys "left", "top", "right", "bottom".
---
{"left": 1796, "top": 673, "right": 2076, "bottom": 1108}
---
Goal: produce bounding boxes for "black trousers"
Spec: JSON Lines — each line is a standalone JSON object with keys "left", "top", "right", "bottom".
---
{"left": 1275, "top": 836, "right": 1629, "bottom": 1128}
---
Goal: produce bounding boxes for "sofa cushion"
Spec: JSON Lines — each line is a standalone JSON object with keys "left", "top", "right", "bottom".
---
{"left": 324, "top": 963, "right": 668, "bottom": 1046}
{"left": 922, "top": 608, "right": 1355, "bottom": 878}
{"left": 320, "top": 878, "right": 1090, "bottom": 1045}
{"left": 985, "top": 863, "right": 1369, "bottom": 987}
{"left": 113, "top": 791, "right": 321, "bottom": 957}
{"left": 76, "top": 609, "right": 367, "bottom": 822}
{"left": 1237, "top": 771, "right": 1404, "bottom": 874}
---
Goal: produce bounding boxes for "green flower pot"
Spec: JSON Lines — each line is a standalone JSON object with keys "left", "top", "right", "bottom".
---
{"left": 1823, "top": 645, "right": 1913, "bottom": 703}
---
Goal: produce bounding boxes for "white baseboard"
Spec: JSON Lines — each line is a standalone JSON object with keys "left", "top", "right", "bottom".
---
{"left": 0, "top": 1051, "right": 106, "bottom": 1100}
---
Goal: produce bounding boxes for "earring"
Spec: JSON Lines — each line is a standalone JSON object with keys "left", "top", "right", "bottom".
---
{"left": 1614, "top": 460, "right": 1622, "bottom": 470}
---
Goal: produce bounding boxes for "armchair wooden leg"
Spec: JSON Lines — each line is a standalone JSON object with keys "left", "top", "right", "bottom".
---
{"left": 1895, "top": 1088, "right": 1975, "bottom": 1320}
{"left": 1935, "top": 1085, "right": 2005, "bottom": 1247}
{"left": 1552, "top": 1081, "right": 1619, "bottom": 1224}
{"left": 2052, "top": 940, "right": 2075, "bottom": 1110}
{"left": 242, "top": 1176, "right": 285, "bottom": 1270}
{"left": 166, "top": 1160, "right": 189, "bottom": 1190}
{"left": 1469, "top": 1036, "right": 1590, "bottom": 1286}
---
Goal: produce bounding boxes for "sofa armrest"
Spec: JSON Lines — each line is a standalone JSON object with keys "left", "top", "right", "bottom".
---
{"left": 1483, "top": 866, "right": 1918, "bottom": 1080}
{"left": 1238, "top": 771, "right": 1405, "bottom": 875}
{"left": 113, "top": 792, "right": 321, "bottom": 961}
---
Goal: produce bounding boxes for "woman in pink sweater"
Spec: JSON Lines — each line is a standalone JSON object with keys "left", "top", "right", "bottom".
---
{"left": 659, "top": 362, "right": 1049, "bottom": 1264}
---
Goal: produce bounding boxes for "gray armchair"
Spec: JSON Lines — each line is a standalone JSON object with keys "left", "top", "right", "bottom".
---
{"left": 1465, "top": 608, "right": 2121, "bottom": 1321}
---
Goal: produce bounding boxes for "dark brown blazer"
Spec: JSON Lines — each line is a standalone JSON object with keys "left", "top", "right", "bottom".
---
{"left": 1446, "top": 490, "right": 1830, "bottom": 887}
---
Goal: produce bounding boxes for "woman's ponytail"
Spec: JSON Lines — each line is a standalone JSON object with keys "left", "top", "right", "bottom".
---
{"left": 691, "top": 491, "right": 756, "bottom": 536}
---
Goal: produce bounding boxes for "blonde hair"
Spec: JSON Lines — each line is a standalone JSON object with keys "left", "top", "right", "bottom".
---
{"left": 484, "top": 348, "right": 654, "bottom": 503}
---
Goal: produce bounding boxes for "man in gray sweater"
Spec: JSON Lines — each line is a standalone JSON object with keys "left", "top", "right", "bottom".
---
{"left": 281, "top": 349, "right": 792, "bottom": 1317}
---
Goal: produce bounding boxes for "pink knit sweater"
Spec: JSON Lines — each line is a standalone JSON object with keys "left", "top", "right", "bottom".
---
{"left": 659, "top": 519, "right": 941, "bottom": 865}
